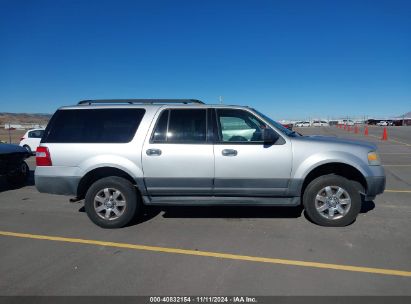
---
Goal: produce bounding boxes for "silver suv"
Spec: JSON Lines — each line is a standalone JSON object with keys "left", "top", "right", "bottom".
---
{"left": 35, "top": 99, "right": 385, "bottom": 228}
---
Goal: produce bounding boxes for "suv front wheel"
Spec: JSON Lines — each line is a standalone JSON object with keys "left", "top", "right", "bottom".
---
{"left": 85, "top": 176, "right": 140, "bottom": 228}
{"left": 303, "top": 174, "right": 361, "bottom": 227}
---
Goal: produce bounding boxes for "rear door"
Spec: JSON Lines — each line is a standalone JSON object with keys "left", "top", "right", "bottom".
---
{"left": 142, "top": 108, "right": 214, "bottom": 196}
{"left": 213, "top": 108, "right": 292, "bottom": 196}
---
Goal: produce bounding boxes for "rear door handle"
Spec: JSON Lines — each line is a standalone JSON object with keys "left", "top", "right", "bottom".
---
{"left": 146, "top": 149, "right": 162, "bottom": 156}
{"left": 222, "top": 149, "right": 237, "bottom": 156}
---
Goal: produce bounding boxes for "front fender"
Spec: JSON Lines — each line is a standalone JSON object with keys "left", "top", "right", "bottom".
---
{"left": 293, "top": 151, "right": 372, "bottom": 180}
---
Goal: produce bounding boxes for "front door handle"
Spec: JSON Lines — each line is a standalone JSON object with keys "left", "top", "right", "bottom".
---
{"left": 146, "top": 148, "right": 162, "bottom": 156}
{"left": 222, "top": 149, "right": 238, "bottom": 156}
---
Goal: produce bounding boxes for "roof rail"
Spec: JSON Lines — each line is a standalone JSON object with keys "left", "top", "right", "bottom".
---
{"left": 77, "top": 99, "right": 205, "bottom": 105}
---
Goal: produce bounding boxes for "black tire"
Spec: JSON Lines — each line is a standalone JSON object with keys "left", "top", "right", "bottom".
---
{"left": 23, "top": 145, "right": 32, "bottom": 154}
{"left": 84, "top": 176, "right": 140, "bottom": 228}
{"left": 303, "top": 174, "right": 361, "bottom": 227}
{"left": 6, "top": 161, "right": 29, "bottom": 186}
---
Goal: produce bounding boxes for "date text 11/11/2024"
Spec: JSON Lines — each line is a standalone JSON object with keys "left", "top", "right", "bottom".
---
{"left": 149, "top": 296, "right": 258, "bottom": 303}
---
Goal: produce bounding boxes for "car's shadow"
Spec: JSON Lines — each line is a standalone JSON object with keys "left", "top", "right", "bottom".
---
{"left": 78, "top": 204, "right": 304, "bottom": 224}
{"left": 0, "top": 170, "right": 35, "bottom": 193}
{"left": 78, "top": 204, "right": 163, "bottom": 226}
{"left": 160, "top": 200, "right": 374, "bottom": 221}
{"left": 360, "top": 200, "right": 375, "bottom": 213}
{"left": 303, "top": 200, "right": 375, "bottom": 225}
{"left": 160, "top": 205, "right": 304, "bottom": 219}
{"left": 78, "top": 199, "right": 375, "bottom": 226}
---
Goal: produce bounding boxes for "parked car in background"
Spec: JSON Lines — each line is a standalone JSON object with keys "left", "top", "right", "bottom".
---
{"left": 35, "top": 99, "right": 385, "bottom": 228}
{"left": 19, "top": 128, "right": 45, "bottom": 154}
{"left": 299, "top": 121, "right": 311, "bottom": 127}
{"left": 0, "top": 143, "right": 30, "bottom": 186}
{"left": 340, "top": 120, "right": 355, "bottom": 126}
{"left": 281, "top": 123, "right": 293, "bottom": 130}
{"left": 312, "top": 121, "right": 329, "bottom": 127}
{"left": 377, "top": 121, "right": 388, "bottom": 126}
{"left": 295, "top": 121, "right": 310, "bottom": 127}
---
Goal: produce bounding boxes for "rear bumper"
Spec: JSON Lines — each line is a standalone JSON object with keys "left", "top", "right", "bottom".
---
{"left": 365, "top": 176, "right": 386, "bottom": 201}
{"left": 35, "top": 175, "right": 80, "bottom": 196}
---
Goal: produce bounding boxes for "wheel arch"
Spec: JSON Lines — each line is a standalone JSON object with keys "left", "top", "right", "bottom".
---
{"left": 76, "top": 166, "right": 145, "bottom": 199}
{"left": 300, "top": 162, "right": 367, "bottom": 198}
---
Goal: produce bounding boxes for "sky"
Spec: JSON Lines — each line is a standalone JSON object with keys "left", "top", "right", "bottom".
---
{"left": 0, "top": 0, "right": 410, "bottom": 119}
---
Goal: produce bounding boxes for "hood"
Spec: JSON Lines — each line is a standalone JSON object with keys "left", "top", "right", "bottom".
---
{"left": 0, "top": 143, "right": 30, "bottom": 155}
{"left": 293, "top": 135, "right": 377, "bottom": 151}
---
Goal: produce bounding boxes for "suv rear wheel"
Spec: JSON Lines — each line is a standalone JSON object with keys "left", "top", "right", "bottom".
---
{"left": 84, "top": 176, "right": 140, "bottom": 228}
{"left": 303, "top": 174, "right": 361, "bottom": 227}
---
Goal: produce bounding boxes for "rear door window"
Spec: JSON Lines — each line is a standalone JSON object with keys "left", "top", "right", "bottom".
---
{"left": 43, "top": 109, "right": 145, "bottom": 143}
{"left": 151, "top": 109, "right": 207, "bottom": 143}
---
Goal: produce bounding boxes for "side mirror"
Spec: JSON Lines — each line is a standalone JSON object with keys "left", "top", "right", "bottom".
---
{"left": 262, "top": 128, "right": 279, "bottom": 144}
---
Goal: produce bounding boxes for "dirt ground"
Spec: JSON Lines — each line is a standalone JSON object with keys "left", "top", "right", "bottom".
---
{"left": 0, "top": 129, "right": 26, "bottom": 144}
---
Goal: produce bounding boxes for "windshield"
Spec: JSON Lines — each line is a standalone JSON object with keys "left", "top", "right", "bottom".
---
{"left": 251, "top": 109, "right": 299, "bottom": 137}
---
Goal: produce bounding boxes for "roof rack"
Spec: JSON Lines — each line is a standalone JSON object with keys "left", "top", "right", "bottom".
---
{"left": 77, "top": 99, "right": 205, "bottom": 105}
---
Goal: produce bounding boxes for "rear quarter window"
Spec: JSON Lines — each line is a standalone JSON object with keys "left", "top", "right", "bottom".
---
{"left": 28, "top": 130, "right": 44, "bottom": 138}
{"left": 42, "top": 108, "right": 145, "bottom": 143}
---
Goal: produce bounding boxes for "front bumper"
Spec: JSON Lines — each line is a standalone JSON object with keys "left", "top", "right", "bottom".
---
{"left": 364, "top": 176, "right": 386, "bottom": 201}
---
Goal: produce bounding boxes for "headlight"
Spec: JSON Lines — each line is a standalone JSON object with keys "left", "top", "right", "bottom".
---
{"left": 368, "top": 151, "right": 381, "bottom": 166}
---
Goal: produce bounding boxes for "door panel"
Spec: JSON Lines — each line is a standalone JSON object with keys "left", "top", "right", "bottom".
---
{"left": 214, "top": 144, "right": 292, "bottom": 196}
{"left": 142, "top": 108, "right": 214, "bottom": 196}
{"left": 214, "top": 108, "right": 292, "bottom": 196}
{"left": 142, "top": 144, "right": 214, "bottom": 195}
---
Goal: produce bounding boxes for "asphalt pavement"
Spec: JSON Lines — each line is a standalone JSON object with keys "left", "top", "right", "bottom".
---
{"left": 0, "top": 126, "right": 410, "bottom": 296}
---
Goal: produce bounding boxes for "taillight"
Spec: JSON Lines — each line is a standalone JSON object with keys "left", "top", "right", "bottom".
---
{"left": 20, "top": 137, "right": 25, "bottom": 142}
{"left": 36, "top": 146, "right": 52, "bottom": 166}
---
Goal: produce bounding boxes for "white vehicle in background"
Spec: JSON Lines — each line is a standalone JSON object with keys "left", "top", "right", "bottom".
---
{"left": 19, "top": 128, "right": 45, "bottom": 154}
{"left": 377, "top": 121, "right": 388, "bottom": 126}
{"left": 312, "top": 120, "right": 329, "bottom": 127}
{"left": 300, "top": 121, "right": 311, "bottom": 127}
{"left": 340, "top": 119, "right": 354, "bottom": 126}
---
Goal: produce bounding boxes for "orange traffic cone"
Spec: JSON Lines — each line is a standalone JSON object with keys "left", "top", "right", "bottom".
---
{"left": 381, "top": 127, "right": 388, "bottom": 140}
{"left": 364, "top": 126, "right": 369, "bottom": 136}
{"left": 344, "top": 125, "right": 347, "bottom": 130}
{"left": 347, "top": 126, "right": 351, "bottom": 132}
{"left": 354, "top": 126, "right": 359, "bottom": 134}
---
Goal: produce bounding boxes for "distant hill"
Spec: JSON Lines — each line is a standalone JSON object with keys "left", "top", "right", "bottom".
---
{"left": 0, "top": 112, "right": 51, "bottom": 125}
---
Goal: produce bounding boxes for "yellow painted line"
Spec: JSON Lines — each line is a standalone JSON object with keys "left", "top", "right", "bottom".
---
{"left": 385, "top": 189, "right": 411, "bottom": 193}
{"left": 1, "top": 231, "right": 411, "bottom": 278}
